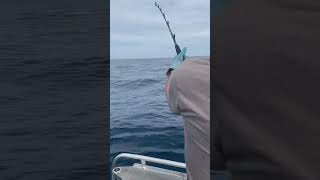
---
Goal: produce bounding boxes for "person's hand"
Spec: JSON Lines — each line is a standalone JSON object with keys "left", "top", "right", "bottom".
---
{"left": 170, "top": 47, "right": 187, "bottom": 69}
{"left": 166, "top": 47, "right": 187, "bottom": 77}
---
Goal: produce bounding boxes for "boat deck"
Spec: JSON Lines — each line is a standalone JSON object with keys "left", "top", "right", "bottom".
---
{"left": 112, "top": 153, "right": 187, "bottom": 180}
{"left": 113, "top": 164, "right": 187, "bottom": 180}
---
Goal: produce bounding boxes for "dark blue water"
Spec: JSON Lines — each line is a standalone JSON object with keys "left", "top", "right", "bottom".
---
{"left": 110, "top": 58, "right": 185, "bottom": 166}
{"left": 0, "top": 1, "right": 108, "bottom": 179}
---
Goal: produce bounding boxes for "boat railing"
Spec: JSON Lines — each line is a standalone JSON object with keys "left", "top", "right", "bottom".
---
{"left": 112, "top": 153, "right": 186, "bottom": 180}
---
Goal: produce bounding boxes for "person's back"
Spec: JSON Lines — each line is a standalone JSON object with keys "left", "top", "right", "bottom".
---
{"left": 214, "top": 0, "right": 320, "bottom": 179}
{"left": 166, "top": 57, "right": 210, "bottom": 180}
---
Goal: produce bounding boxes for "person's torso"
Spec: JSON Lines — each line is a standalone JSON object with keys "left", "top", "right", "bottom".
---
{"left": 174, "top": 58, "right": 210, "bottom": 180}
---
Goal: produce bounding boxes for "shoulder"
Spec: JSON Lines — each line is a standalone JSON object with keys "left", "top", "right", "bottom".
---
{"left": 172, "top": 57, "right": 210, "bottom": 83}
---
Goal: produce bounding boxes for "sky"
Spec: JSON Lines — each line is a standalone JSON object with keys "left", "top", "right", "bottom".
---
{"left": 111, "top": 0, "right": 210, "bottom": 59}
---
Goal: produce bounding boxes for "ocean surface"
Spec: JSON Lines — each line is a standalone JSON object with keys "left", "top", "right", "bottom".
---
{"left": 110, "top": 58, "right": 185, "bottom": 166}
{"left": 0, "top": 1, "right": 108, "bottom": 179}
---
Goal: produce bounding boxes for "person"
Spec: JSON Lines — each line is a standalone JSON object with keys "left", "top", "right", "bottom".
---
{"left": 214, "top": 0, "right": 320, "bottom": 179}
{"left": 165, "top": 48, "right": 210, "bottom": 180}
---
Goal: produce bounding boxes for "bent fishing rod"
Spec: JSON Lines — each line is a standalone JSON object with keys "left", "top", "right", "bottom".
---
{"left": 155, "top": 2, "right": 185, "bottom": 59}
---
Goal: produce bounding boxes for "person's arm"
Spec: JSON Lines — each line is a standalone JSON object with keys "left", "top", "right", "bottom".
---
{"left": 165, "top": 47, "right": 187, "bottom": 114}
{"left": 166, "top": 72, "right": 180, "bottom": 114}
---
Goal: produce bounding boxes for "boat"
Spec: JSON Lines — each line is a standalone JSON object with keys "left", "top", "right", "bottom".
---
{"left": 112, "top": 153, "right": 187, "bottom": 180}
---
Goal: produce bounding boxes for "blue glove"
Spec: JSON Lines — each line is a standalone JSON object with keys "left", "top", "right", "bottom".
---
{"left": 169, "top": 47, "right": 187, "bottom": 70}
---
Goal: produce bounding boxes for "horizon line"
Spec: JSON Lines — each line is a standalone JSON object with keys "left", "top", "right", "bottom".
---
{"left": 110, "top": 55, "right": 210, "bottom": 61}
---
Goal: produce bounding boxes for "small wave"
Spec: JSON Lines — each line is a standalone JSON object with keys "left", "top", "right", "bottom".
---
{"left": 112, "top": 78, "right": 161, "bottom": 90}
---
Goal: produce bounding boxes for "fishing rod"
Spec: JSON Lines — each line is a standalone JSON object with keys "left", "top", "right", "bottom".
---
{"left": 155, "top": 2, "right": 184, "bottom": 59}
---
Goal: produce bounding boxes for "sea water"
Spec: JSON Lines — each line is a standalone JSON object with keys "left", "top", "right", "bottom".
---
{"left": 110, "top": 58, "right": 185, "bottom": 166}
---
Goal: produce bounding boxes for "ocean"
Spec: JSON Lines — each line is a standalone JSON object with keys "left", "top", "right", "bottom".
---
{"left": 0, "top": 1, "right": 108, "bottom": 179}
{"left": 110, "top": 58, "right": 185, "bottom": 166}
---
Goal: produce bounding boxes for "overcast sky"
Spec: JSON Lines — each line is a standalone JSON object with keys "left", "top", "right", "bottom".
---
{"left": 111, "top": 0, "right": 210, "bottom": 59}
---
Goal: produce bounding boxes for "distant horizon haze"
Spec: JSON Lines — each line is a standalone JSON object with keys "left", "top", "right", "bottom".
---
{"left": 110, "top": 55, "right": 210, "bottom": 61}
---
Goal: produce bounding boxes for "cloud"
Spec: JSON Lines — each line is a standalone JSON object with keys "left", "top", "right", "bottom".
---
{"left": 111, "top": 0, "right": 210, "bottom": 59}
